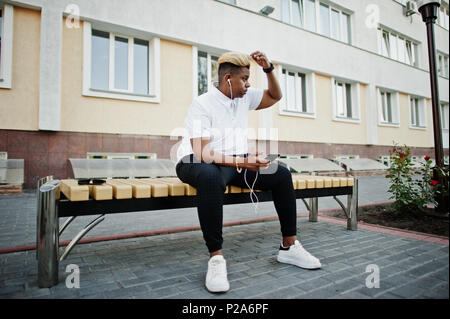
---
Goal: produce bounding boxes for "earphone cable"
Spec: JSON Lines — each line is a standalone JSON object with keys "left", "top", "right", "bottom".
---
{"left": 244, "top": 168, "right": 259, "bottom": 214}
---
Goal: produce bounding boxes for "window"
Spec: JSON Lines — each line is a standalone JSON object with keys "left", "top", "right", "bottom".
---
{"left": 332, "top": 79, "right": 360, "bottom": 121}
{"left": 319, "top": 3, "right": 330, "bottom": 37}
{"left": 280, "top": 68, "right": 309, "bottom": 114}
{"left": 83, "top": 22, "right": 160, "bottom": 102}
{"left": 280, "top": 0, "right": 351, "bottom": 43}
{"left": 334, "top": 81, "right": 351, "bottom": 119}
{"left": 438, "top": 53, "right": 449, "bottom": 78}
{"left": 409, "top": 97, "right": 426, "bottom": 128}
{"left": 281, "top": 0, "right": 303, "bottom": 27}
{"left": 377, "top": 28, "right": 418, "bottom": 66}
{"left": 441, "top": 103, "right": 449, "bottom": 130}
{"left": 378, "top": 90, "right": 399, "bottom": 125}
{"left": 304, "top": 0, "right": 316, "bottom": 32}
{"left": 197, "top": 51, "right": 219, "bottom": 96}
{"left": 330, "top": 9, "right": 340, "bottom": 40}
{"left": 437, "top": 5, "right": 449, "bottom": 30}
{"left": 90, "top": 30, "right": 149, "bottom": 94}
{"left": 0, "top": 4, "right": 13, "bottom": 89}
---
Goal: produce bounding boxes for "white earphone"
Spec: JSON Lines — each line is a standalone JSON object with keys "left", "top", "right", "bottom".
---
{"left": 227, "top": 78, "right": 233, "bottom": 100}
{"left": 227, "top": 77, "right": 260, "bottom": 213}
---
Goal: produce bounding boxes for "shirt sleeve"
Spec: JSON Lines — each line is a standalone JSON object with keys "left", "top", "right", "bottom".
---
{"left": 247, "top": 87, "right": 264, "bottom": 111}
{"left": 185, "top": 100, "right": 211, "bottom": 139}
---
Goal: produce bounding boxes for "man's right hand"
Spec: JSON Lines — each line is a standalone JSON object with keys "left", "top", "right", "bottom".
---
{"left": 238, "top": 153, "right": 270, "bottom": 172}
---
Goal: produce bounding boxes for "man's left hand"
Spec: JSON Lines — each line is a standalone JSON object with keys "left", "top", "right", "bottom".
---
{"left": 250, "top": 51, "right": 271, "bottom": 69}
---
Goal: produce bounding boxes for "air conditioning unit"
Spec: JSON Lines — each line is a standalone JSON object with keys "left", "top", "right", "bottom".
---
{"left": 404, "top": 0, "right": 418, "bottom": 16}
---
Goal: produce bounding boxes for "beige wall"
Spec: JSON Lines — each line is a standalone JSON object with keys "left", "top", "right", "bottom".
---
{"left": 377, "top": 93, "right": 433, "bottom": 147}
{"left": 0, "top": 7, "right": 40, "bottom": 130}
{"left": 271, "top": 73, "right": 367, "bottom": 145}
{"left": 61, "top": 20, "right": 193, "bottom": 136}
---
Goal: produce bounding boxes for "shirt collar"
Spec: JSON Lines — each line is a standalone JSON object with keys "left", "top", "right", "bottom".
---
{"left": 212, "top": 82, "right": 235, "bottom": 104}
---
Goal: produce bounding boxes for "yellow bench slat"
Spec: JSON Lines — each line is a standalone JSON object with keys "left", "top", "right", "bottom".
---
{"left": 105, "top": 180, "right": 132, "bottom": 199}
{"left": 151, "top": 178, "right": 185, "bottom": 196}
{"left": 89, "top": 184, "right": 113, "bottom": 201}
{"left": 136, "top": 179, "right": 170, "bottom": 197}
{"left": 156, "top": 178, "right": 197, "bottom": 196}
{"left": 60, "top": 180, "right": 89, "bottom": 201}
{"left": 119, "top": 179, "right": 152, "bottom": 198}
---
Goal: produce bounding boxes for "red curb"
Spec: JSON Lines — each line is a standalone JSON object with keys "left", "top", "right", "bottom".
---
{"left": 0, "top": 200, "right": 447, "bottom": 254}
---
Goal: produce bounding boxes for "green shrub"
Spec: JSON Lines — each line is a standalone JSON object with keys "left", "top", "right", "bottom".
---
{"left": 385, "top": 144, "right": 440, "bottom": 214}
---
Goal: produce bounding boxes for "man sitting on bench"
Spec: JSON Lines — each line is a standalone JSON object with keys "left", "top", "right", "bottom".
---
{"left": 175, "top": 51, "right": 321, "bottom": 293}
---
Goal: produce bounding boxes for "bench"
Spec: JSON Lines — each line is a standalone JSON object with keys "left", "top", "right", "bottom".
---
{"left": 36, "top": 160, "right": 359, "bottom": 288}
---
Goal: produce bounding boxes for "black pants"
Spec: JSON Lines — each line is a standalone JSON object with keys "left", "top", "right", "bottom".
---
{"left": 176, "top": 154, "right": 297, "bottom": 253}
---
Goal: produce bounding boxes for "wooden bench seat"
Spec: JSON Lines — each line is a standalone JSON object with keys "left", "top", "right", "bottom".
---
{"left": 59, "top": 175, "right": 355, "bottom": 202}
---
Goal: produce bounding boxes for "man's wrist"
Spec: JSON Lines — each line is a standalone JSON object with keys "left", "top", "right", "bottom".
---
{"left": 263, "top": 62, "right": 274, "bottom": 73}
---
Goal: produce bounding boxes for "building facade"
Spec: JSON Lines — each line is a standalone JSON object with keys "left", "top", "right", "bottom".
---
{"left": 0, "top": 0, "right": 448, "bottom": 188}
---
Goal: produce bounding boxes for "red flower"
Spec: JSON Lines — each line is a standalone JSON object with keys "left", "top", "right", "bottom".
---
{"left": 399, "top": 153, "right": 405, "bottom": 159}
{"left": 430, "top": 180, "right": 439, "bottom": 186}
{"left": 424, "top": 155, "right": 430, "bottom": 161}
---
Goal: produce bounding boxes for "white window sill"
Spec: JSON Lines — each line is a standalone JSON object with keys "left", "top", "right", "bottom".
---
{"left": 332, "top": 116, "right": 361, "bottom": 124}
{"left": 409, "top": 125, "right": 427, "bottom": 130}
{"left": 0, "top": 78, "right": 11, "bottom": 89}
{"left": 378, "top": 122, "right": 400, "bottom": 128}
{"left": 279, "top": 109, "right": 316, "bottom": 119}
{"left": 83, "top": 88, "right": 160, "bottom": 103}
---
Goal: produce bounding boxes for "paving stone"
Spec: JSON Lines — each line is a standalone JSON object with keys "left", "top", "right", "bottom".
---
{"left": 389, "top": 282, "right": 428, "bottom": 298}
{"left": 294, "top": 277, "right": 332, "bottom": 293}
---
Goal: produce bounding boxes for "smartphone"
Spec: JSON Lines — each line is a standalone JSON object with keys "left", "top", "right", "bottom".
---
{"left": 264, "top": 154, "right": 280, "bottom": 161}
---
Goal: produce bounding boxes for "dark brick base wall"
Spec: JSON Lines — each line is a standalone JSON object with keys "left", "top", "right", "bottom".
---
{"left": 1, "top": 129, "right": 447, "bottom": 189}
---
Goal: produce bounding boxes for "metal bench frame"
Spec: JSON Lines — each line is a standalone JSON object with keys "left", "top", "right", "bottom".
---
{"left": 36, "top": 175, "right": 358, "bottom": 288}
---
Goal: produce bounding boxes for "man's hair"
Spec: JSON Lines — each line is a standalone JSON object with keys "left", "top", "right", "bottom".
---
{"left": 218, "top": 52, "right": 250, "bottom": 83}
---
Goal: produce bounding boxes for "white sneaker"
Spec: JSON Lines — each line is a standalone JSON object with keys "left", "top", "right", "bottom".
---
{"left": 205, "top": 255, "right": 230, "bottom": 293}
{"left": 277, "top": 240, "right": 322, "bottom": 269}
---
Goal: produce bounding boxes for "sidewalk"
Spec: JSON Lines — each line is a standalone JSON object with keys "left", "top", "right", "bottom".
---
{"left": 0, "top": 176, "right": 448, "bottom": 299}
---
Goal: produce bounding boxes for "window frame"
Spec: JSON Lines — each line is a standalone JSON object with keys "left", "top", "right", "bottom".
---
{"left": 440, "top": 103, "right": 449, "bottom": 131}
{"left": 82, "top": 21, "right": 160, "bottom": 103}
{"left": 280, "top": 0, "right": 351, "bottom": 44}
{"left": 194, "top": 49, "right": 220, "bottom": 97}
{"left": 438, "top": 52, "right": 449, "bottom": 79}
{"left": 278, "top": 66, "right": 316, "bottom": 118}
{"left": 437, "top": 4, "right": 449, "bottom": 30}
{"left": 408, "top": 96, "right": 427, "bottom": 130}
{"left": 377, "top": 27, "right": 418, "bottom": 67}
{"left": 331, "top": 78, "right": 361, "bottom": 123}
{"left": 0, "top": 4, "right": 13, "bottom": 89}
{"left": 378, "top": 88, "right": 400, "bottom": 127}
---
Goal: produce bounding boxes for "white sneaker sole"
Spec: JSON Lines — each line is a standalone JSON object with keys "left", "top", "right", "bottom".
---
{"left": 277, "top": 255, "right": 321, "bottom": 270}
{"left": 205, "top": 283, "right": 230, "bottom": 293}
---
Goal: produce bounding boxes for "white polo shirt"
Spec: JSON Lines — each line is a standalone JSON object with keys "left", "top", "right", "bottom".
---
{"left": 176, "top": 84, "right": 264, "bottom": 163}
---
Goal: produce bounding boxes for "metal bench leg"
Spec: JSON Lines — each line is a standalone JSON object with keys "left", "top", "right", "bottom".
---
{"left": 36, "top": 176, "right": 53, "bottom": 260}
{"left": 347, "top": 179, "right": 359, "bottom": 230}
{"left": 309, "top": 197, "right": 318, "bottom": 222}
{"left": 59, "top": 214, "right": 105, "bottom": 262}
{"left": 37, "top": 178, "right": 60, "bottom": 288}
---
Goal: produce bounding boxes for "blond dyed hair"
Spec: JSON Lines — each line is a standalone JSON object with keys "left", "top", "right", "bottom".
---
{"left": 218, "top": 52, "right": 251, "bottom": 67}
